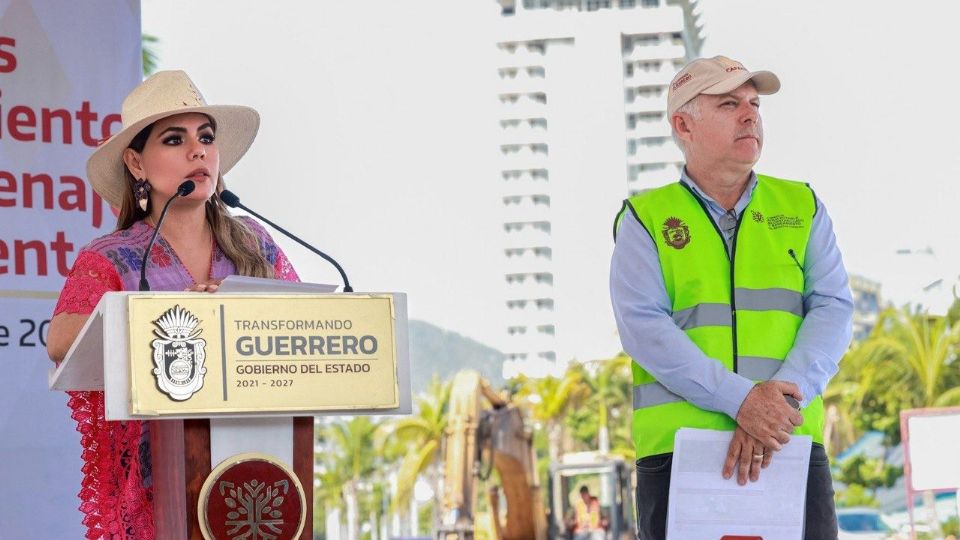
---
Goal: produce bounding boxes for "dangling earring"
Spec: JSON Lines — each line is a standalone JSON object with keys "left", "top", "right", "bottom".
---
{"left": 134, "top": 179, "right": 151, "bottom": 212}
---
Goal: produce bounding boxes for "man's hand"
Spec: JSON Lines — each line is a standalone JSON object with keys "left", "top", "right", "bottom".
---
{"left": 735, "top": 380, "right": 804, "bottom": 450}
{"left": 723, "top": 426, "right": 772, "bottom": 485}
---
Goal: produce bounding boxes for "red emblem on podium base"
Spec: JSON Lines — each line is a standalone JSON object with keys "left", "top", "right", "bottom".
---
{"left": 199, "top": 453, "right": 306, "bottom": 540}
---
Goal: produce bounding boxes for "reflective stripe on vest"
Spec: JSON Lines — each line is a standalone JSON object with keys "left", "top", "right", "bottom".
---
{"left": 615, "top": 174, "right": 825, "bottom": 459}
{"left": 672, "top": 288, "right": 803, "bottom": 330}
{"left": 633, "top": 356, "right": 785, "bottom": 408}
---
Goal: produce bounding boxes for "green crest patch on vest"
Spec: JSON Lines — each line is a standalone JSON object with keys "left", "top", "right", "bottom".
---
{"left": 661, "top": 217, "right": 691, "bottom": 249}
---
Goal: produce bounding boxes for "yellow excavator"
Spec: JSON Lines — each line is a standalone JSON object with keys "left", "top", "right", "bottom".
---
{"left": 435, "top": 370, "right": 635, "bottom": 540}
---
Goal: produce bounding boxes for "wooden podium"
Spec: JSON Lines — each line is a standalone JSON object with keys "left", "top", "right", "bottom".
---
{"left": 50, "top": 286, "right": 411, "bottom": 539}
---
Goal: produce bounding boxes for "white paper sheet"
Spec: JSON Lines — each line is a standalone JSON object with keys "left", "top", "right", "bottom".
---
{"left": 666, "top": 428, "right": 812, "bottom": 540}
{"left": 216, "top": 275, "right": 338, "bottom": 293}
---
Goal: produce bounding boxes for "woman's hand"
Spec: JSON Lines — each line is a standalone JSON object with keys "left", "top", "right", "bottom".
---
{"left": 184, "top": 279, "right": 222, "bottom": 293}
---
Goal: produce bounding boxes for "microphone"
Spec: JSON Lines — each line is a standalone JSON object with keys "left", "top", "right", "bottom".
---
{"left": 139, "top": 180, "right": 196, "bottom": 291}
{"left": 218, "top": 189, "right": 353, "bottom": 292}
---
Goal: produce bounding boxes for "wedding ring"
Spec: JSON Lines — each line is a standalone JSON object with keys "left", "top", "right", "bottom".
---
{"left": 752, "top": 453, "right": 764, "bottom": 460}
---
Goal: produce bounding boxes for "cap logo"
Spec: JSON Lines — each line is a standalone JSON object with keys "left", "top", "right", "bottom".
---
{"left": 725, "top": 66, "right": 746, "bottom": 72}
{"left": 672, "top": 73, "right": 693, "bottom": 91}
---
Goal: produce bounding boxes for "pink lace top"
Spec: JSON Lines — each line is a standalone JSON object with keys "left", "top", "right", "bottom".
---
{"left": 53, "top": 217, "right": 299, "bottom": 539}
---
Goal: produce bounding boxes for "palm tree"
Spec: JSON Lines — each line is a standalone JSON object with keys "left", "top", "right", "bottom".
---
{"left": 323, "top": 416, "right": 383, "bottom": 540}
{"left": 515, "top": 367, "right": 589, "bottom": 464}
{"left": 315, "top": 456, "right": 349, "bottom": 537}
{"left": 384, "top": 376, "right": 451, "bottom": 531}
{"left": 142, "top": 34, "right": 159, "bottom": 76}
{"left": 823, "top": 341, "right": 887, "bottom": 455}
{"left": 830, "top": 307, "right": 960, "bottom": 440}
{"left": 588, "top": 354, "right": 633, "bottom": 455}
{"left": 563, "top": 356, "right": 635, "bottom": 461}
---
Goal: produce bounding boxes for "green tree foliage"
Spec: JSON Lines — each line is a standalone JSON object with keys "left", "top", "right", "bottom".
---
{"left": 142, "top": 34, "right": 159, "bottom": 76}
{"left": 320, "top": 416, "right": 384, "bottom": 540}
{"left": 384, "top": 376, "right": 451, "bottom": 514}
{"left": 834, "top": 483, "right": 879, "bottom": 508}
{"left": 825, "top": 306, "right": 960, "bottom": 446}
{"left": 834, "top": 454, "right": 902, "bottom": 509}
{"left": 565, "top": 354, "right": 635, "bottom": 461}
{"left": 513, "top": 368, "right": 589, "bottom": 464}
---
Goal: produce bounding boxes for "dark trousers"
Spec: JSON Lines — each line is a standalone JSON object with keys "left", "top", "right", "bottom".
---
{"left": 635, "top": 443, "right": 837, "bottom": 540}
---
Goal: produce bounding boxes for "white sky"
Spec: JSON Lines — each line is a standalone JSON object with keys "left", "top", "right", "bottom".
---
{"left": 142, "top": 0, "right": 960, "bottom": 351}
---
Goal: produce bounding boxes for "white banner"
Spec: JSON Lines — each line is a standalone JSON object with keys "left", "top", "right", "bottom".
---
{"left": 0, "top": 0, "right": 140, "bottom": 536}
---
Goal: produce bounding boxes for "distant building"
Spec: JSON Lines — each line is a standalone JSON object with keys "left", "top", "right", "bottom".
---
{"left": 491, "top": 0, "right": 703, "bottom": 378}
{"left": 849, "top": 274, "right": 882, "bottom": 342}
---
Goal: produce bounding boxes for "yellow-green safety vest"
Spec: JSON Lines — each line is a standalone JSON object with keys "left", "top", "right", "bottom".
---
{"left": 614, "top": 174, "right": 824, "bottom": 459}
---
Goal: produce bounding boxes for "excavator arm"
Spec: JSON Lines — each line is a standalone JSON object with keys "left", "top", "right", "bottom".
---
{"left": 436, "top": 370, "right": 547, "bottom": 540}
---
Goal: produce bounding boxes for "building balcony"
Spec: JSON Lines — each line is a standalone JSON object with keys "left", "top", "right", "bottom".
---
{"left": 628, "top": 166, "right": 681, "bottom": 187}
{"left": 501, "top": 357, "right": 563, "bottom": 380}
{"left": 499, "top": 102, "right": 548, "bottom": 121}
{"left": 502, "top": 228, "right": 551, "bottom": 249}
{"left": 500, "top": 166, "right": 549, "bottom": 183}
{"left": 502, "top": 259, "right": 553, "bottom": 277}
{"left": 497, "top": 49, "right": 549, "bottom": 67}
{"left": 503, "top": 308, "right": 557, "bottom": 329}
{"left": 501, "top": 184, "right": 551, "bottom": 201}
{"left": 497, "top": 77, "right": 547, "bottom": 96}
{"left": 624, "top": 95, "right": 667, "bottom": 114}
{"left": 500, "top": 152, "right": 549, "bottom": 171}
{"left": 624, "top": 43, "right": 687, "bottom": 63}
{"left": 499, "top": 101, "right": 548, "bottom": 120}
{"left": 627, "top": 121, "right": 672, "bottom": 139}
{"left": 627, "top": 144, "right": 683, "bottom": 164}
{"left": 501, "top": 200, "right": 551, "bottom": 221}
{"left": 503, "top": 334, "right": 556, "bottom": 356}
{"left": 624, "top": 69, "right": 676, "bottom": 87}
{"left": 504, "top": 279, "right": 554, "bottom": 298}
{"left": 499, "top": 122, "right": 548, "bottom": 142}
{"left": 499, "top": 134, "right": 549, "bottom": 149}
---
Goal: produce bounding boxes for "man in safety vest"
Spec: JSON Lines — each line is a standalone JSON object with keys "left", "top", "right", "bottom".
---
{"left": 566, "top": 485, "right": 605, "bottom": 540}
{"left": 610, "top": 55, "right": 852, "bottom": 539}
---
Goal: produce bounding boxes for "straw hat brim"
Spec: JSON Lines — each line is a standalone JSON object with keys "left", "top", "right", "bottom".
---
{"left": 86, "top": 104, "right": 260, "bottom": 208}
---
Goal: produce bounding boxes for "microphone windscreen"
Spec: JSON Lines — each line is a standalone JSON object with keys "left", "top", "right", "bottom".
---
{"left": 219, "top": 190, "right": 240, "bottom": 208}
{"left": 177, "top": 180, "right": 196, "bottom": 196}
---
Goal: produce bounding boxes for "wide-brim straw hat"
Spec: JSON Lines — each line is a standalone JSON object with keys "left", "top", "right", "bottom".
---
{"left": 87, "top": 70, "right": 260, "bottom": 208}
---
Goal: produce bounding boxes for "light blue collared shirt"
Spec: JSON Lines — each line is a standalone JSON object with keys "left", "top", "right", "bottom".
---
{"left": 609, "top": 170, "right": 853, "bottom": 420}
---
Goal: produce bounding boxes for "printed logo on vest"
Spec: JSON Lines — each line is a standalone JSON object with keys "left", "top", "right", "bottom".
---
{"left": 150, "top": 305, "right": 208, "bottom": 401}
{"left": 751, "top": 211, "right": 764, "bottom": 223}
{"left": 661, "top": 217, "right": 691, "bottom": 249}
{"left": 766, "top": 215, "right": 804, "bottom": 230}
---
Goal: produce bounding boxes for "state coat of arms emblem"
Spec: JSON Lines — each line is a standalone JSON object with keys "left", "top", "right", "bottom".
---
{"left": 150, "top": 305, "right": 207, "bottom": 401}
{"left": 661, "top": 216, "right": 691, "bottom": 249}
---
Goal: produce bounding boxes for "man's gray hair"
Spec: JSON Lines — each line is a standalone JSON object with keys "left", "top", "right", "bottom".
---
{"left": 670, "top": 96, "right": 701, "bottom": 154}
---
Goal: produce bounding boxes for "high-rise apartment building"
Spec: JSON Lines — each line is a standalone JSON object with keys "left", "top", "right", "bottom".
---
{"left": 849, "top": 274, "right": 882, "bottom": 342}
{"left": 493, "top": 0, "right": 704, "bottom": 378}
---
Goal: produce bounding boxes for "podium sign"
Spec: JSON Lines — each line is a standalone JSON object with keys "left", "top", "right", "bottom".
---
{"left": 127, "top": 294, "right": 399, "bottom": 416}
{"left": 49, "top": 287, "right": 411, "bottom": 538}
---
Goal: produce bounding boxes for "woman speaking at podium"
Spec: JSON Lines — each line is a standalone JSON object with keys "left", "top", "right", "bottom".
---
{"left": 46, "top": 71, "right": 299, "bottom": 538}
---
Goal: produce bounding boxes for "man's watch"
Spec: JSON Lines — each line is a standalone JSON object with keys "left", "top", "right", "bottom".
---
{"left": 784, "top": 395, "right": 801, "bottom": 411}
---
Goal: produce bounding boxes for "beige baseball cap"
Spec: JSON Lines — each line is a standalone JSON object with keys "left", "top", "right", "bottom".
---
{"left": 667, "top": 56, "right": 780, "bottom": 117}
